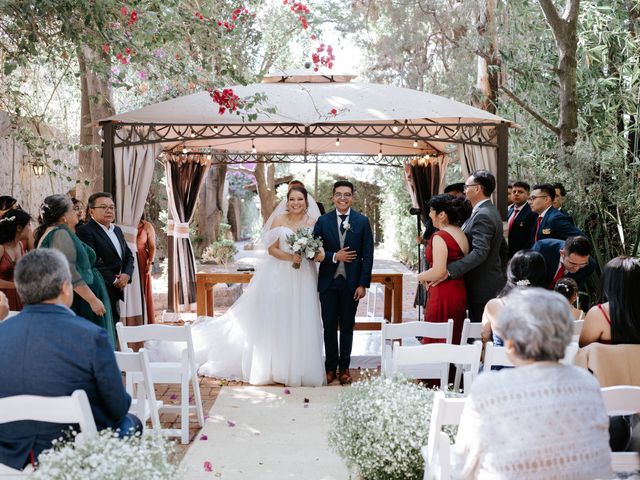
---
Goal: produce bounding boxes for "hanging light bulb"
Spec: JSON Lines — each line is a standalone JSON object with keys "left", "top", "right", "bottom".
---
{"left": 413, "top": 140, "right": 418, "bottom": 148}
{"left": 378, "top": 144, "right": 383, "bottom": 159}
{"left": 426, "top": 154, "right": 431, "bottom": 160}
{"left": 335, "top": 138, "right": 340, "bottom": 147}
{"left": 206, "top": 154, "right": 212, "bottom": 160}
{"left": 392, "top": 125, "right": 399, "bottom": 133}
{"left": 213, "top": 126, "right": 219, "bottom": 133}
{"left": 182, "top": 147, "right": 188, "bottom": 154}
{"left": 190, "top": 132, "right": 196, "bottom": 138}
{"left": 251, "top": 140, "right": 256, "bottom": 154}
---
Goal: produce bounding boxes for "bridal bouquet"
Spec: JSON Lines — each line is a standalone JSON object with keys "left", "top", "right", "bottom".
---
{"left": 285, "top": 228, "right": 323, "bottom": 269}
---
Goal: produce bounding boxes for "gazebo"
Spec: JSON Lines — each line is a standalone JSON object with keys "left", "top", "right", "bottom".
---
{"left": 99, "top": 70, "right": 513, "bottom": 323}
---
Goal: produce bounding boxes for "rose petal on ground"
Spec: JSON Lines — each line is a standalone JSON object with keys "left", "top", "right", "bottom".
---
{"left": 303, "top": 397, "right": 310, "bottom": 404}
{"left": 170, "top": 394, "right": 177, "bottom": 400}
{"left": 283, "top": 388, "right": 291, "bottom": 395}
{"left": 200, "top": 434, "right": 208, "bottom": 440}
{"left": 204, "top": 461, "right": 213, "bottom": 472}
{"left": 227, "top": 420, "right": 237, "bottom": 427}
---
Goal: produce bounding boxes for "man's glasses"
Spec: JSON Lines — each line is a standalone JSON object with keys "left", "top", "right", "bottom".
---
{"left": 463, "top": 183, "right": 479, "bottom": 190}
{"left": 92, "top": 205, "right": 115, "bottom": 211}
{"left": 334, "top": 193, "right": 353, "bottom": 199}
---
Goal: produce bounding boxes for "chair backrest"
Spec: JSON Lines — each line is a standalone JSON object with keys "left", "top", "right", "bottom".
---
{"left": 426, "top": 391, "right": 466, "bottom": 480}
{"left": 116, "top": 322, "right": 193, "bottom": 349}
{"left": 601, "top": 386, "right": 640, "bottom": 416}
{"left": 0, "top": 390, "right": 98, "bottom": 442}
{"left": 383, "top": 320, "right": 454, "bottom": 344}
{"left": 115, "top": 349, "right": 160, "bottom": 427}
{"left": 392, "top": 341, "right": 482, "bottom": 389}
{"left": 560, "top": 342, "right": 579, "bottom": 365}
{"left": 572, "top": 320, "right": 584, "bottom": 343}
{"left": 483, "top": 342, "right": 513, "bottom": 370}
{"left": 459, "top": 318, "right": 482, "bottom": 345}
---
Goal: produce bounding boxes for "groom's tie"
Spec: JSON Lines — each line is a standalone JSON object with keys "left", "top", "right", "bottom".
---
{"left": 339, "top": 214, "right": 348, "bottom": 234}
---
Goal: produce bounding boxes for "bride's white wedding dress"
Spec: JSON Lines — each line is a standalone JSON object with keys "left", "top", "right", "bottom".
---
{"left": 147, "top": 226, "right": 325, "bottom": 387}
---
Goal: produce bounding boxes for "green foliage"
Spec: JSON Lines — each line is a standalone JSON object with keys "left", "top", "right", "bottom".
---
{"left": 201, "top": 222, "right": 238, "bottom": 264}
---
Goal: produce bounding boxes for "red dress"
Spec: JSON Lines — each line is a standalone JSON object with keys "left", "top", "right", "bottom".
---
{"left": 136, "top": 223, "right": 155, "bottom": 324}
{"left": 422, "top": 230, "right": 467, "bottom": 344}
{"left": 0, "top": 242, "right": 24, "bottom": 311}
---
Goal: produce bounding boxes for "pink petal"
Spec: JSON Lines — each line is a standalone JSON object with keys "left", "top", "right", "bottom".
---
{"left": 200, "top": 434, "right": 208, "bottom": 440}
{"left": 204, "top": 461, "right": 213, "bottom": 472}
{"left": 283, "top": 388, "right": 291, "bottom": 395}
{"left": 204, "top": 415, "right": 210, "bottom": 420}
{"left": 303, "top": 398, "right": 310, "bottom": 404}
{"left": 227, "top": 420, "right": 236, "bottom": 427}
{"left": 170, "top": 393, "right": 177, "bottom": 400}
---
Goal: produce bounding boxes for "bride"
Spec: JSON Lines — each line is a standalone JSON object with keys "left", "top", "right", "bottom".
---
{"left": 149, "top": 185, "right": 326, "bottom": 387}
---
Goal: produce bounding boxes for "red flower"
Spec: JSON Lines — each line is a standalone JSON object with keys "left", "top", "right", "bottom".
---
{"left": 115, "top": 52, "right": 123, "bottom": 59}
{"left": 121, "top": 57, "right": 128, "bottom": 65}
{"left": 233, "top": 8, "right": 241, "bottom": 15}
{"left": 329, "top": 108, "right": 337, "bottom": 116}
{"left": 203, "top": 461, "right": 213, "bottom": 472}
{"left": 125, "top": 47, "right": 131, "bottom": 54}
{"left": 310, "top": 34, "right": 316, "bottom": 40}
{"left": 120, "top": 6, "right": 128, "bottom": 16}
{"left": 102, "top": 44, "right": 110, "bottom": 54}
{"left": 128, "top": 10, "right": 138, "bottom": 25}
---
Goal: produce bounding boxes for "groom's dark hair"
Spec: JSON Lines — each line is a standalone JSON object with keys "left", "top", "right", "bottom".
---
{"left": 333, "top": 180, "right": 354, "bottom": 193}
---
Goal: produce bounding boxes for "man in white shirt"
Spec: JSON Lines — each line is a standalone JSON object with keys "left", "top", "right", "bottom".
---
{"left": 77, "top": 192, "right": 134, "bottom": 324}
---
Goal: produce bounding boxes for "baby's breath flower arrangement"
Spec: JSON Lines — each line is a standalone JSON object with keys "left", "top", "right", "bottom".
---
{"left": 33, "top": 430, "right": 180, "bottom": 479}
{"left": 327, "top": 375, "right": 435, "bottom": 480}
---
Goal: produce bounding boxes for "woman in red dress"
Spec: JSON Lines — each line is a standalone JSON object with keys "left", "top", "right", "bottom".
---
{"left": 417, "top": 194, "right": 472, "bottom": 344}
{"left": 136, "top": 214, "right": 157, "bottom": 324}
{"left": 0, "top": 209, "right": 33, "bottom": 311}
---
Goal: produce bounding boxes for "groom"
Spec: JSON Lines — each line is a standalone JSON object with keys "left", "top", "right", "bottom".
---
{"left": 314, "top": 180, "right": 374, "bottom": 385}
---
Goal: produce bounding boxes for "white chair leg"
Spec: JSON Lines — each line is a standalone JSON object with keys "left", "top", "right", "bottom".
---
{"left": 191, "top": 372, "right": 205, "bottom": 426}
{"left": 453, "top": 366, "right": 462, "bottom": 391}
{"left": 180, "top": 376, "right": 190, "bottom": 444}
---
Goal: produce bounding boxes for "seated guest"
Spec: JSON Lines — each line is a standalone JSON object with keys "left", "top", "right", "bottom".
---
{"left": 0, "top": 196, "right": 19, "bottom": 217}
{"left": 532, "top": 235, "right": 596, "bottom": 292}
{"left": 554, "top": 277, "right": 584, "bottom": 320}
{"left": 528, "top": 183, "right": 583, "bottom": 242}
{"left": 580, "top": 256, "right": 640, "bottom": 347}
{"left": 507, "top": 181, "right": 537, "bottom": 258}
{"left": 444, "top": 183, "right": 465, "bottom": 196}
{"left": 481, "top": 250, "right": 547, "bottom": 344}
{"left": 453, "top": 288, "right": 612, "bottom": 479}
{"left": 0, "top": 209, "right": 33, "bottom": 311}
{"left": 0, "top": 249, "right": 141, "bottom": 471}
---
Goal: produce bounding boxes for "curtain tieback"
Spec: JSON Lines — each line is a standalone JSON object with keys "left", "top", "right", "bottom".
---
{"left": 168, "top": 220, "right": 190, "bottom": 239}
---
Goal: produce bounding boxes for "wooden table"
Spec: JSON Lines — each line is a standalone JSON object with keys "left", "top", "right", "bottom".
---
{"left": 195, "top": 270, "right": 403, "bottom": 330}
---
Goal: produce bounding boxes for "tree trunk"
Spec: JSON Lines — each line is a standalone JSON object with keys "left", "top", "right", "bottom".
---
{"left": 254, "top": 157, "right": 278, "bottom": 223}
{"left": 76, "top": 46, "right": 115, "bottom": 203}
{"left": 196, "top": 163, "right": 228, "bottom": 254}
{"left": 537, "top": 0, "right": 580, "bottom": 163}
{"left": 474, "top": 0, "right": 500, "bottom": 114}
{"left": 227, "top": 197, "right": 242, "bottom": 240}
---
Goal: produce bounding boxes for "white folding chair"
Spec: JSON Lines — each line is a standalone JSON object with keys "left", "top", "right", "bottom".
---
{"left": 421, "top": 391, "right": 466, "bottom": 480}
{"left": 381, "top": 320, "right": 453, "bottom": 378}
{"left": 453, "top": 318, "right": 483, "bottom": 390}
{"left": 0, "top": 390, "right": 97, "bottom": 476}
{"left": 392, "top": 341, "right": 482, "bottom": 392}
{"left": 483, "top": 342, "right": 514, "bottom": 371}
{"left": 600, "top": 386, "right": 640, "bottom": 473}
{"left": 366, "top": 283, "right": 384, "bottom": 318}
{"left": 115, "top": 349, "right": 163, "bottom": 431}
{"left": 560, "top": 342, "right": 579, "bottom": 365}
{"left": 572, "top": 320, "right": 584, "bottom": 343}
{"left": 116, "top": 322, "right": 205, "bottom": 444}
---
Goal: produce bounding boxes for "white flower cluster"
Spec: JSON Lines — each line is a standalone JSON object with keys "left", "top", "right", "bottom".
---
{"left": 327, "top": 375, "right": 435, "bottom": 480}
{"left": 286, "top": 227, "right": 323, "bottom": 259}
{"left": 33, "top": 430, "right": 181, "bottom": 480}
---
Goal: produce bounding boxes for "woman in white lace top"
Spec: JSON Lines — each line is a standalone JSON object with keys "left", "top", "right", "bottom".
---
{"left": 452, "top": 288, "right": 612, "bottom": 479}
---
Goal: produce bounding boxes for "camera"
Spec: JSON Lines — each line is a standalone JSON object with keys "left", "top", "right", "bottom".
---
{"left": 409, "top": 207, "right": 422, "bottom": 215}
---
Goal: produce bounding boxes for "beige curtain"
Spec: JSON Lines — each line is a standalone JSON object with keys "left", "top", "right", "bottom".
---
{"left": 457, "top": 130, "right": 498, "bottom": 204}
{"left": 114, "top": 129, "right": 162, "bottom": 325}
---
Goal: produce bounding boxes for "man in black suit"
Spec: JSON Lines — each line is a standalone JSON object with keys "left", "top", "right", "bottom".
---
{"left": 529, "top": 183, "right": 583, "bottom": 243}
{"left": 532, "top": 236, "right": 595, "bottom": 293}
{"left": 77, "top": 192, "right": 134, "bottom": 324}
{"left": 507, "top": 181, "right": 538, "bottom": 258}
{"left": 0, "top": 249, "right": 140, "bottom": 470}
{"left": 445, "top": 170, "right": 506, "bottom": 323}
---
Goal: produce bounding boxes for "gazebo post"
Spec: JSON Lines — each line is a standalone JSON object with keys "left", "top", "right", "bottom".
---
{"left": 101, "top": 121, "right": 116, "bottom": 194}
{"left": 496, "top": 122, "right": 509, "bottom": 220}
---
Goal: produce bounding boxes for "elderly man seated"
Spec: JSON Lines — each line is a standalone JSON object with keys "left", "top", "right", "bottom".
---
{"left": 0, "top": 249, "right": 141, "bottom": 471}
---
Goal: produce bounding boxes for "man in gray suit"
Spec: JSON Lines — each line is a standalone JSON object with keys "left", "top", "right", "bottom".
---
{"left": 445, "top": 170, "right": 506, "bottom": 322}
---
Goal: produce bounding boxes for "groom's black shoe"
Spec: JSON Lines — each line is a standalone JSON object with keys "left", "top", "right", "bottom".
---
{"left": 326, "top": 371, "right": 337, "bottom": 384}
{"left": 339, "top": 370, "right": 352, "bottom": 385}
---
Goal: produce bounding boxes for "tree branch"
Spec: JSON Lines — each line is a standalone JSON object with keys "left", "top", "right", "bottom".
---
{"left": 537, "top": 0, "right": 565, "bottom": 38}
{"left": 500, "top": 85, "right": 560, "bottom": 134}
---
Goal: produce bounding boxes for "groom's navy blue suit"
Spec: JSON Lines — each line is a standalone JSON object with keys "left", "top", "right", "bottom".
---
{"left": 314, "top": 209, "right": 374, "bottom": 373}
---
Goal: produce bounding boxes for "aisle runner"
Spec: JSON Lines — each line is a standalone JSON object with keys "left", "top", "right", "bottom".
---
{"left": 181, "top": 386, "right": 350, "bottom": 479}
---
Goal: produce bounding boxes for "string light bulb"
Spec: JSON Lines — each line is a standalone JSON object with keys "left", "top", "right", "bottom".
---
{"left": 392, "top": 125, "right": 399, "bottom": 133}
{"left": 335, "top": 138, "right": 340, "bottom": 147}
{"left": 182, "top": 147, "right": 188, "bottom": 154}
{"left": 251, "top": 140, "right": 256, "bottom": 154}
{"left": 213, "top": 126, "right": 219, "bottom": 133}
{"left": 378, "top": 144, "right": 383, "bottom": 159}
{"left": 413, "top": 140, "right": 418, "bottom": 148}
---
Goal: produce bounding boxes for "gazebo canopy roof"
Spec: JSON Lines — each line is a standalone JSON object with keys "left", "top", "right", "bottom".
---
{"left": 103, "top": 70, "right": 512, "bottom": 157}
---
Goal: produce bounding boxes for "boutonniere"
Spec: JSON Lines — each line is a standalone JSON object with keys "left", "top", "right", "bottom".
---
{"left": 542, "top": 228, "right": 551, "bottom": 235}
{"left": 343, "top": 221, "right": 351, "bottom": 232}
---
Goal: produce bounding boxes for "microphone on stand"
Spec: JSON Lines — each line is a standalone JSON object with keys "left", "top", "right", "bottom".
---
{"left": 409, "top": 206, "right": 423, "bottom": 321}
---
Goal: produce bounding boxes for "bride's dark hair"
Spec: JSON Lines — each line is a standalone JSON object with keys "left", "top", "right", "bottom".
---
{"left": 287, "top": 185, "right": 309, "bottom": 207}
